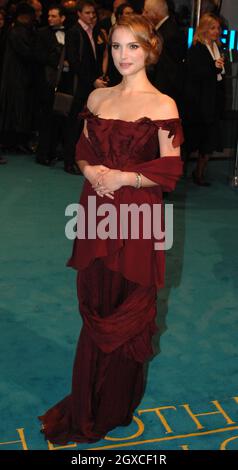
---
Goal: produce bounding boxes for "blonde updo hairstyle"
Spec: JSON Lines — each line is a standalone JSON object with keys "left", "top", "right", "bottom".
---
{"left": 109, "top": 14, "right": 162, "bottom": 66}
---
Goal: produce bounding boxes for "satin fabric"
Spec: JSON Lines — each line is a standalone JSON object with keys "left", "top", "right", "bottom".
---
{"left": 68, "top": 106, "right": 184, "bottom": 288}
{"left": 39, "top": 107, "right": 183, "bottom": 444}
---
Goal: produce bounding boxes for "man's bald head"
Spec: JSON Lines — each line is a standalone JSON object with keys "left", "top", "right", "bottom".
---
{"left": 143, "top": 0, "right": 169, "bottom": 25}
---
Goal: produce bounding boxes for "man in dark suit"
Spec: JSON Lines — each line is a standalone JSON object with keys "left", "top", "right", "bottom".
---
{"left": 143, "top": 0, "right": 187, "bottom": 105}
{"left": 35, "top": 4, "right": 69, "bottom": 166}
{"left": 0, "top": 2, "right": 36, "bottom": 152}
{"left": 65, "top": 0, "right": 107, "bottom": 173}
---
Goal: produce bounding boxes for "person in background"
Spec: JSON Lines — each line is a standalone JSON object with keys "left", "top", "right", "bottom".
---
{"left": 105, "top": 2, "right": 135, "bottom": 86}
{"left": 27, "top": 0, "right": 42, "bottom": 26}
{"left": 0, "top": 8, "right": 8, "bottom": 84}
{"left": 0, "top": 9, "right": 8, "bottom": 163}
{"left": 99, "top": 0, "right": 125, "bottom": 35}
{"left": 91, "top": 5, "right": 109, "bottom": 79}
{"left": 201, "top": 0, "right": 220, "bottom": 15}
{"left": 115, "top": 2, "right": 134, "bottom": 20}
{"left": 92, "top": 0, "right": 127, "bottom": 81}
{"left": 0, "top": 2, "right": 36, "bottom": 153}
{"left": 64, "top": 0, "right": 108, "bottom": 174}
{"left": 35, "top": 4, "right": 71, "bottom": 167}
{"left": 185, "top": 13, "right": 225, "bottom": 186}
{"left": 143, "top": 0, "right": 187, "bottom": 106}
{"left": 61, "top": 0, "right": 77, "bottom": 29}
{"left": 129, "top": 0, "right": 144, "bottom": 14}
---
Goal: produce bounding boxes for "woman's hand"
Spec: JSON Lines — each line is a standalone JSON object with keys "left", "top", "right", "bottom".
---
{"left": 215, "top": 57, "right": 224, "bottom": 69}
{"left": 92, "top": 169, "right": 126, "bottom": 195}
{"left": 84, "top": 165, "right": 115, "bottom": 199}
{"left": 84, "top": 164, "right": 109, "bottom": 186}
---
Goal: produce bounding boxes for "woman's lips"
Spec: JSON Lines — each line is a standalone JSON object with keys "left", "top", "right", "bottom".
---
{"left": 119, "top": 63, "right": 132, "bottom": 68}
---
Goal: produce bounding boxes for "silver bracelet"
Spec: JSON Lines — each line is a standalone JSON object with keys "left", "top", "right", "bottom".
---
{"left": 135, "top": 172, "right": 142, "bottom": 189}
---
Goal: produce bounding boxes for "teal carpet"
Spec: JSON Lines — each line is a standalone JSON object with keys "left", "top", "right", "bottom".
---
{"left": 0, "top": 155, "right": 237, "bottom": 450}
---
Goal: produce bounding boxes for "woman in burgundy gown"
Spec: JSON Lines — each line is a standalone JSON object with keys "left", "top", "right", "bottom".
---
{"left": 39, "top": 14, "right": 183, "bottom": 445}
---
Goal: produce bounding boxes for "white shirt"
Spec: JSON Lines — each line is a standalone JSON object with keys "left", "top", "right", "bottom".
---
{"left": 205, "top": 41, "right": 225, "bottom": 81}
{"left": 78, "top": 19, "right": 96, "bottom": 58}
{"left": 55, "top": 30, "right": 65, "bottom": 45}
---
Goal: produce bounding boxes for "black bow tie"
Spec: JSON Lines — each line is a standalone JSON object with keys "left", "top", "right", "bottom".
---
{"left": 52, "top": 26, "right": 65, "bottom": 32}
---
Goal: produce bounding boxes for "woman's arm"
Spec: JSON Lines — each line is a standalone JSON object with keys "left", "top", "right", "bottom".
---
{"left": 95, "top": 97, "right": 181, "bottom": 193}
{"left": 77, "top": 93, "right": 114, "bottom": 198}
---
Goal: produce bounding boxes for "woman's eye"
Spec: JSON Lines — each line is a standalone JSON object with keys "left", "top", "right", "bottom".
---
{"left": 112, "top": 44, "right": 119, "bottom": 49}
{"left": 130, "top": 44, "right": 139, "bottom": 49}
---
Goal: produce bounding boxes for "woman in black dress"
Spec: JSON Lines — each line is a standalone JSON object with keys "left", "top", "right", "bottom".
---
{"left": 185, "top": 13, "right": 225, "bottom": 186}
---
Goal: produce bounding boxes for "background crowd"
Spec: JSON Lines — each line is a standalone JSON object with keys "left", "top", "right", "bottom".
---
{"left": 0, "top": 0, "right": 226, "bottom": 185}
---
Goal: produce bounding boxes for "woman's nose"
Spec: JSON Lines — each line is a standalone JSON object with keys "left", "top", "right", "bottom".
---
{"left": 120, "top": 47, "right": 128, "bottom": 59}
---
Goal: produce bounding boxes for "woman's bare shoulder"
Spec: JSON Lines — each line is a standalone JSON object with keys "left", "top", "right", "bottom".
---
{"left": 150, "top": 93, "right": 179, "bottom": 120}
{"left": 87, "top": 88, "right": 112, "bottom": 112}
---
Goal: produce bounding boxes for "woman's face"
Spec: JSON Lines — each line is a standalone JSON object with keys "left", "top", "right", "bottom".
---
{"left": 111, "top": 26, "right": 147, "bottom": 76}
{"left": 122, "top": 6, "right": 134, "bottom": 17}
{"left": 206, "top": 20, "right": 221, "bottom": 42}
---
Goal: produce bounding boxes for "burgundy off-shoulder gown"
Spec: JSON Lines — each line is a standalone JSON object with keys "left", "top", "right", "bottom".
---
{"left": 38, "top": 106, "right": 184, "bottom": 445}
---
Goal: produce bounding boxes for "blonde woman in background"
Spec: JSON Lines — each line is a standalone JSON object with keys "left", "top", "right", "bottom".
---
{"left": 185, "top": 13, "right": 225, "bottom": 186}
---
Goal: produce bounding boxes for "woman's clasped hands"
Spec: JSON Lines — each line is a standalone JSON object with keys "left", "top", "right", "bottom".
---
{"left": 84, "top": 165, "right": 126, "bottom": 200}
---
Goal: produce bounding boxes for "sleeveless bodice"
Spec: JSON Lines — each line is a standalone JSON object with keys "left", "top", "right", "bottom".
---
{"left": 68, "top": 106, "right": 184, "bottom": 288}
{"left": 79, "top": 106, "right": 183, "bottom": 170}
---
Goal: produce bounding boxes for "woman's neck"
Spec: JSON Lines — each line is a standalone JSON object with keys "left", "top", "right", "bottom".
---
{"left": 206, "top": 38, "right": 214, "bottom": 48}
{"left": 117, "top": 69, "right": 151, "bottom": 94}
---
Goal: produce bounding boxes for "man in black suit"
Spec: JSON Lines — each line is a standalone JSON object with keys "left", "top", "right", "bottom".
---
{"left": 65, "top": 0, "right": 107, "bottom": 173}
{"left": 0, "top": 2, "right": 36, "bottom": 152}
{"left": 143, "top": 0, "right": 187, "bottom": 105}
{"left": 35, "top": 4, "right": 69, "bottom": 166}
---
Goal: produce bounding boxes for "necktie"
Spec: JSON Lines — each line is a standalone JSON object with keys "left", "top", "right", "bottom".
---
{"left": 86, "top": 26, "right": 96, "bottom": 58}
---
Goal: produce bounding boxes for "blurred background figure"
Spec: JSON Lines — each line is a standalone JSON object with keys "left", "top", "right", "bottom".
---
{"left": 27, "top": 0, "right": 43, "bottom": 27}
{"left": 0, "top": 2, "right": 36, "bottom": 153}
{"left": 201, "top": 0, "right": 221, "bottom": 15}
{"left": 184, "top": 13, "right": 225, "bottom": 186}
{"left": 0, "top": 7, "right": 9, "bottom": 163}
{"left": 99, "top": 0, "right": 126, "bottom": 33}
{"left": 35, "top": 4, "right": 69, "bottom": 167}
{"left": 115, "top": 2, "right": 134, "bottom": 20}
{"left": 0, "top": 8, "right": 8, "bottom": 86}
{"left": 103, "top": 1, "right": 135, "bottom": 86}
{"left": 129, "top": 0, "right": 144, "bottom": 14}
{"left": 61, "top": 0, "right": 78, "bottom": 29}
{"left": 143, "top": 0, "right": 187, "bottom": 106}
{"left": 64, "top": 0, "right": 108, "bottom": 173}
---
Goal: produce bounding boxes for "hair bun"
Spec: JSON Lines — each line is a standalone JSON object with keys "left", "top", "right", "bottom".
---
{"left": 150, "top": 37, "right": 158, "bottom": 49}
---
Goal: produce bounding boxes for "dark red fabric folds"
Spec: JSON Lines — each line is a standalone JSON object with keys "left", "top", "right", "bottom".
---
{"left": 38, "top": 110, "right": 183, "bottom": 446}
{"left": 76, "top": 129, "right": 183, "bottom": 193}
{"left": 39, "top": 260, "right": 155, "bottom": 445}
{"left": 125, "top": 155, "right": 183, "bottom": 192}
{"left": 68, "top": 131, "right": 183, "bottom": 287}
{"left": 79, "top": 278, "right": 157, "bottom": 355}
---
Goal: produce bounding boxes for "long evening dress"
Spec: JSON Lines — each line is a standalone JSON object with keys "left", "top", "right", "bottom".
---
{"left": 39, "top": 106, "right": 184, "bottom": 445}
